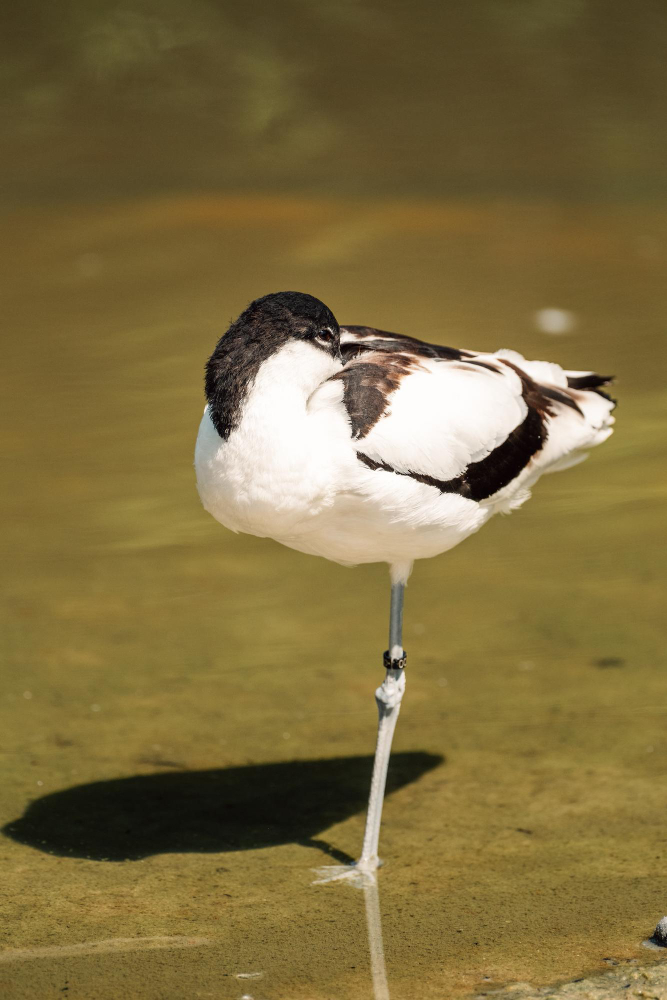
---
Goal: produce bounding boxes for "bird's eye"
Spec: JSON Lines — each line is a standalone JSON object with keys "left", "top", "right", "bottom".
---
{"left": 317, "top": 329, "right": 333, "bottom": 342}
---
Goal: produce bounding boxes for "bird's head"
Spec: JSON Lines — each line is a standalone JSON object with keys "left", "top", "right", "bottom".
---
{"left": 204, "top": 291, "right": 343, "bottom": 439}
{"left": 234, "top": 291, "right": 342, "bottom": 362}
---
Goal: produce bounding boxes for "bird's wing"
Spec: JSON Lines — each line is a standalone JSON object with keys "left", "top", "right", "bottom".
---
{"left": 342, "top": 327, "right": 615, "bottom": 401}
{"left": 339, "top": 324, "right": 475, "bottom": 361}
{"left": 312, "top": 337, "right": 615, "bottom": 504}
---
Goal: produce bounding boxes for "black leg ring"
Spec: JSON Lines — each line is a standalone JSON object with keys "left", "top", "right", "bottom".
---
{"left": 383, "top": 650, "right": 407, "bottom": 670}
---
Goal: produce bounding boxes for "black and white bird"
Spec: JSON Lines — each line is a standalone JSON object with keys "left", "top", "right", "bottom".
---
{"left": 195, "top": 291, "right": 615, "bottom": 883}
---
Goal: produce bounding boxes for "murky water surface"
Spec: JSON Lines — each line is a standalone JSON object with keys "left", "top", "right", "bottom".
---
{"left": 1, "top": 194, "right": 665, "bottom": 999}
{"left": 2, "top": 4, "right": 667, "bottom": 998}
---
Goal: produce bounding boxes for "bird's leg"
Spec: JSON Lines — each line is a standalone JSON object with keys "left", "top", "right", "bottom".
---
{"left": 313, "top": 579, "right": 406, "bottom": 886}
{"left": 357, "top": 580, "right": 406, "bottom": 872}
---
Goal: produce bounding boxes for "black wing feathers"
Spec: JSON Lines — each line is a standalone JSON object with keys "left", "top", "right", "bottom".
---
{"left": 339, "top": 326, "right": 615, "bottom": 502}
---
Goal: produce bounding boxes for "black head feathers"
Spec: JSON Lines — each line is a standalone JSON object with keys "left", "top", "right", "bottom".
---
{"left": 241, "top": 291, "right": 339, "bottom": 337}
{"left": 205, "top": 292, "right": 340, "bottom": 439}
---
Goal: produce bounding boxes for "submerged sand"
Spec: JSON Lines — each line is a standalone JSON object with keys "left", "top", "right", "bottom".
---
{"left": 1, "top": 195, "right": 666, "bottom": 998}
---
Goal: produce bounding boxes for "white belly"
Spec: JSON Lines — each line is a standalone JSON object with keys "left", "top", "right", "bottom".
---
{"left": 195, "top": 406, "right": 491, "bottom": 567}
{"left": 195, "top": 407, "right": 332, "bottom": 536}
{"left": 195, "top": 340, "right": 497, "bottom": 568}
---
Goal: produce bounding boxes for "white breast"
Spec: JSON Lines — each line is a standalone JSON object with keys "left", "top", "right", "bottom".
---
{"left": 195, "top": 341, "right": 349, "bottom": 538}
{"left": 195, "top": 336, "right": 615, "bottom": 571}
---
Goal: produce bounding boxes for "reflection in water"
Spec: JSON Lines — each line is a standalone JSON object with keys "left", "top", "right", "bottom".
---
{"left": 363, "top": 878, "right": 391, "bottom": 1000}
{"left": 316, "top": 872, "right": 392, "bottom": 1000}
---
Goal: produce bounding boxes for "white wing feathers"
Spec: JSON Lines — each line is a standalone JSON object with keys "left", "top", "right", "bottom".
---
{"left": 313, "top": 331, "right": 615, "bottom": 504}
{"left": 353, "top": 355, "right": 527, "bottom": 481}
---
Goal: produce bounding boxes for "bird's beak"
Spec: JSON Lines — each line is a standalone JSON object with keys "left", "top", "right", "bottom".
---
{"left": 333, "top": 341, "right": 344, "bottom": 364}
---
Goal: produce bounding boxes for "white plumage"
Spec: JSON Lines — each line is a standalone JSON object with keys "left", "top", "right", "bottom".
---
{"left": 194, "top": 291, "right": 616, "bottom": 881}
{"left": 196, "top": 323, "right": 614, "bottom": 578}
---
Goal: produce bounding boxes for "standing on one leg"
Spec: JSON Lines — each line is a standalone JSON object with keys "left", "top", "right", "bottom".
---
{"left": 358, "top": 572, "right": 408, "bottom": 872}
{"left": 195, "top": 291, "right": 617, "bottom": 881}
{"left": 315, "top": 570, "right": 408, "bottom": 884}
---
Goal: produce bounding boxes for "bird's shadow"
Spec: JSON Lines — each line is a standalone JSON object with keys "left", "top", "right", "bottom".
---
{"left": 2, "top": 752, "right": 443, "bottom": 862}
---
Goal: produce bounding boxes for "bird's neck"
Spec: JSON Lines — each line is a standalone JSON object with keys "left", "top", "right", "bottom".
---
{"left": 207, "top": 340, "right": 341, "bottom": 440}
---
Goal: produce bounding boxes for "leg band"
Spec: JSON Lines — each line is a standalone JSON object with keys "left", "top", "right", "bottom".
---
{"left": 383, "top": 650, "right": 407, "bottom": 670}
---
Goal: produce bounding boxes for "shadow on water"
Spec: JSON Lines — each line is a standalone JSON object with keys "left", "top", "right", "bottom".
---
{"left": 2, "top": 752, "right": 442, "bottom": 862}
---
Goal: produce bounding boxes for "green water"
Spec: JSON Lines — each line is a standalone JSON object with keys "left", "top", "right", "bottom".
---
{"left": 1, "top": 195, "right": 665, "bottom": 999}
{"left": 2, "top": 3, "right": 667, "bottom": 998}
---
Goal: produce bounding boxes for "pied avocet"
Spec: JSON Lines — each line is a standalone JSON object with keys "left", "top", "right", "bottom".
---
{"left": 195, "top": 291, "right": 615, "bottom": 883}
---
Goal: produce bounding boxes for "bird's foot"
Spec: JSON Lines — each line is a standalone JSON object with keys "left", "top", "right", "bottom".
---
{"left": 311, "top": 859, "right": 381, "bottom": 888}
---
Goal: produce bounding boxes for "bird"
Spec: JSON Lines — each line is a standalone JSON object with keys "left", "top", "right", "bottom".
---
{"left": 194, "top": 290, "right": 616, "bottom": 883}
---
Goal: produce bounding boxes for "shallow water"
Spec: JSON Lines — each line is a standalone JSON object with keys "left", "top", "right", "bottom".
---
{"left": 3, "top": 2, "right": 667, "bottom": 995}
{"left": 1, "top": 193, "right": 666, "bottom": 998}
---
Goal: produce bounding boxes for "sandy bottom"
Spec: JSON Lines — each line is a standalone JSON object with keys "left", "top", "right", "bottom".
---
{"left": 1, "top": 195, "right": 666, "bottom": 998}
